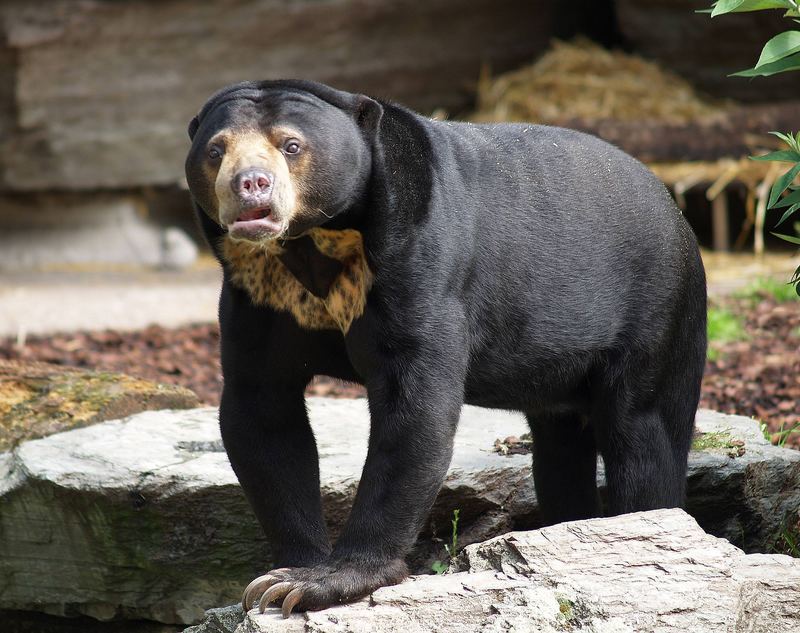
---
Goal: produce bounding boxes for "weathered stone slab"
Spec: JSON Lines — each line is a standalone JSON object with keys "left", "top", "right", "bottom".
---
{"left": 0, "top": 0, "right": 555, "bottom": 191}
{"left": 0, "top": 400, "right": 797, "bottom": 625}
{"left": 236, "top": 509, "right": 800, "bottom": 633}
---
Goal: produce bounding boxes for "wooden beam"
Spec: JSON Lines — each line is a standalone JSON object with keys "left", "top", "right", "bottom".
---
{"left": 711, "top": 193, "right": 730, "bottom": 252}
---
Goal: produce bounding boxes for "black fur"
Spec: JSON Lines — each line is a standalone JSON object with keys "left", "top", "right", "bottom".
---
{"left": 186, "top": 80, "right": 707, "bottom": 612}
{"left": 278, "top": 237, "right": 344, "bottom": 299}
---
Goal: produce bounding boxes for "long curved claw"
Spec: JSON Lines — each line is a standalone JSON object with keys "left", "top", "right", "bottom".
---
{"left": 242, "top": 574, "right": 271, "bottom": 610}
{"left": 242, "top": 574, "right": 280, "bottom": 611}
{"left": 259, "top": 581, "right": 293, "bottom": 613}
{"left": 281, "top": 586, "right": 305, "bottom": 619}
{"left": 270, "top": 567, "right": 292, "bottom": 575}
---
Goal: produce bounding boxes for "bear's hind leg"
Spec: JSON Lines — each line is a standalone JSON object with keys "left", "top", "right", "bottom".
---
{"left": 597, "top": 406, "right": 686, "bottom": 514}
{"left": 527, "top": 412, "right": 601, "bottom": 526}
{"left": 595, "top": 312, "right": 704, "bottom": 515}
{"left": 594, "top": 376, "right": 697, "bottom": 515}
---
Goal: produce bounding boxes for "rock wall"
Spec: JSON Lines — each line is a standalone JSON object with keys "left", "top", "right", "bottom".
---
{"left": 616, "top": 0, "right": 800, "bottom": 103}
{"left": 2, "top": 1, "right": 798, "bottom": 267}
{"left": 0, "top": 0, "right": 557, "bottom": 192}
{"left": 2, "top": 2, "right": 797, "bottom": 195}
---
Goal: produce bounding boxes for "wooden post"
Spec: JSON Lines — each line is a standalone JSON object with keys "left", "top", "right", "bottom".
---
{"left": 711, "top": 192, "right": 730, "bottom": 252}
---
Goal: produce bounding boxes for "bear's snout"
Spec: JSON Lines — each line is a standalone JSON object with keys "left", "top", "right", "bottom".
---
{"left": 232, "top": 168, "right": 273, "bottom": 200}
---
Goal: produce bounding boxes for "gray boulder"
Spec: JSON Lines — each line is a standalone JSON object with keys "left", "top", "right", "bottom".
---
{"left": 0, "top": 399, "right": 797, "bottom": 625}
{"left": 184, "top": 605, "right": 244, "bottom": 633}
{"left": 238, "top": 509, "right": 800, "bottom": 633}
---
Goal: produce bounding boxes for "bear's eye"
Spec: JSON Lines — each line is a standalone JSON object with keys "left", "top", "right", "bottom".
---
{"left": 283, "top": 139, "right": 301, "bottom": 155}
{"left": 207, "top": 145, "right": 222, "bottom": 160}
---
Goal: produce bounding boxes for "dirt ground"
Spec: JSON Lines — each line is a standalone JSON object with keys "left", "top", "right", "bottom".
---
{"left": 1, "top": 287, "right": 798, "bottom": 448}
{"left": 703, "top": 291, "right": 800, "bottom": 447}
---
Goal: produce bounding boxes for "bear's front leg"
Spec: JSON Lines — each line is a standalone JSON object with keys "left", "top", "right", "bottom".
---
{"left": 218, "top": 284, "right": 335, "bottom": 605}
{"left": 246, "top": 314, "right": 468, "bottom": 617}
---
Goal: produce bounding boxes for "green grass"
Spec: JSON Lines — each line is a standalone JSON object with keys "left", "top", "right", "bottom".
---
{"left": 774, "top": 421, "right": 800, "bottom": 448}
{"left": 772, "top": 521, "right": 800, "bottom": 558}
{"left": 734, "top": 277, "right": 800, "bottom": 304}
{"left": 707, "top": 306, "right": 748, "bottom": 360}
{"left": 431, "top": 508, "right": 461, "bottom": 574}
{"left": 760, "top": 419, "right": 800, "bottom": 447}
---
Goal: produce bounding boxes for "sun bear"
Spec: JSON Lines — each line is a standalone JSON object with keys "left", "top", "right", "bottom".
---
{"left": 184, "top": 80, "right": 706, "bottom": 617}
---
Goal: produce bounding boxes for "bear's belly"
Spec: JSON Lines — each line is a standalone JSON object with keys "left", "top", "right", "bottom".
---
{"left": 222, "top": 228, "right": 373, "bottom": 333}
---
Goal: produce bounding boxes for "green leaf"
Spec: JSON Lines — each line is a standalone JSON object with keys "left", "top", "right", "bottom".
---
{"left": 768, "top": 131, "right": 800, "bottom": 153}
{"left": 771, "top": 131, "right": 796, "bottom": 145}
{"left": 751, "top": 149, "right": 800, "bottom": 162}
{"left": 770, "top": 132, "right": 800, "bottom": 152}
{"left": 711, "top": 0, "right": 794, "bottom": 17}
{"left": 771, "top": 232, "right": 800, "bottom": 245}
{"left": 753, "top": 31, "right": 800, "bottom": 69}
{"left": 775, "top": 202, "right": 800, "bottom": 226}
{"left": 768, "top": 162, "right": 800, "bottom": 208}
{"left": 431, "top": 560, "right": 448, "bottom": 574}
{"left": 733, "top": 51, "right": 800, "bottom": 76}
{"left": 773, "top": 187, "right": 800, "bottom": 208}
{"left": 790, "top": 265, "right": 800, "bottom": 292}
{"left": 766, "top": 131, "right": 800, "bottom": 154}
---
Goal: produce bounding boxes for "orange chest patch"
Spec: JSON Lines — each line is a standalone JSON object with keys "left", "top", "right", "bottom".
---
{"left": 222, "top": 228, "right": 374, "bottom": 333}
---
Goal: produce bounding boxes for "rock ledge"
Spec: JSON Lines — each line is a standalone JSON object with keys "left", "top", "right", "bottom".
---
{"left": 1, "top": 401, "right": 798, "bottom": 625}
{"left": 215, "top": 509, "right": 800, "bottom": 633}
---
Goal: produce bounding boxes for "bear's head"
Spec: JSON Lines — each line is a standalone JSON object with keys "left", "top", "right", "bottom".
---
{"left": 185, "top": 80, "right": 382, "bottom": 243}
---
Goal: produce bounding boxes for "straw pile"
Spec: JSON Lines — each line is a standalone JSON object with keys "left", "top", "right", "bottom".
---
{"left": 469, "top": 39, "right": 798, "bottom": 253}
{"left": 472, "top": 38, "right": 727, "bottom": 124}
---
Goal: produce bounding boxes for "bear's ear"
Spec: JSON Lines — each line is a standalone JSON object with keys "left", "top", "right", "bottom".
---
{"left": 354, "top": 95, "right": 383, "bottom": 136}
{"left": 187, "top": 115, "right": 200, "bottom": 140}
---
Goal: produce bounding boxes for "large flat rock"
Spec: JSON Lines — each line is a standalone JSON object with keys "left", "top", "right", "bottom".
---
{"left": 0, "top": 399, "right": 798, "bottom": 625}
{"left": 237, "top": 509, "right": 800, "bottom": 633}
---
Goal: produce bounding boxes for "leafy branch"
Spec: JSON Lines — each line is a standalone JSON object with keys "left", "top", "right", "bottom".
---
{"left": 709, "top": 1, "right": 800, "bottom": 293}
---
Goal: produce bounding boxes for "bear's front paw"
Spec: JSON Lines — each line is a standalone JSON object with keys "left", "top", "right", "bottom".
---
{"left": 242, "top": 558, "right": 408, "bottom": 618}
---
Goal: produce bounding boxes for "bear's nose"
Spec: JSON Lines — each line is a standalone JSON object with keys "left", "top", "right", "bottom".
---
{"left": 232, "top": 169, "right": 273, "bottom": 197}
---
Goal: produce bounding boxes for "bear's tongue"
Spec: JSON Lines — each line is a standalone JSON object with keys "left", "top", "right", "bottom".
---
{"left": 236, "top": 207, "right": 269, "bottom": 222}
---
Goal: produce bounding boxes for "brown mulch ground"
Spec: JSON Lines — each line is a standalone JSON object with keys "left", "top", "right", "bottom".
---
{"left": 0, "top": 323, "right": 365, "bottom": 407}
{"left": 1, "top": 294, "right": 797, "bottom": 448}
{"left": 702, "top": 294, "right": 800, "bottom": 448}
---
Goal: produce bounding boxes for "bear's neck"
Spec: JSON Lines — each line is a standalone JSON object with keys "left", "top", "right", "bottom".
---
{"left": 222, "top": 228, "right": 373, "bottom": 334}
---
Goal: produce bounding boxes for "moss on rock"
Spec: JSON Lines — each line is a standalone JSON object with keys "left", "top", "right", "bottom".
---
{"left": 691, "top": 429, "right": 746, "bottom": 458}
{"left": 0, "top": 360, "right": 199, "bottom": 451}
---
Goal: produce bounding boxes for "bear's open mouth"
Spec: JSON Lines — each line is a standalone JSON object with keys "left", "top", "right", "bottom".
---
{"left": 227, "top": 206, "right": 283, "bottom": 239}
{"left": 236, "top": 206, "right": 271, "bottom": 222}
